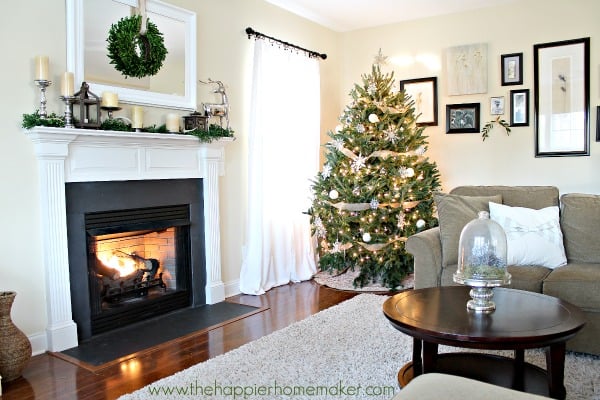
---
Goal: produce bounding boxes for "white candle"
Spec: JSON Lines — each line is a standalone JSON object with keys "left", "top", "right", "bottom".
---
{"left": 60, "top": 72, "right": 74, "bottom": 97}
{"left": 101, "top": 92, "right": 119, "bottom": 107}
{"left": 132, "top": 106, "right": 144, "bottom": 129}
{"left": 166, "top": 113, "right": 180, "bottom": 132}
{"left": 35, "top": 55, "right": 49, "bottom": 80}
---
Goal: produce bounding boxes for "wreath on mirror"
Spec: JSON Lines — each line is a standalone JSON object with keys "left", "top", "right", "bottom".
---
{"left": 106, "top": 14, "right": 168, "bottom": 79}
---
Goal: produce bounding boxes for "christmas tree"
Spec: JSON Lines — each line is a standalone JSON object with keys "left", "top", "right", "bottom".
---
{"left": 308, "top": 63, "right": 441, "bottom": 289}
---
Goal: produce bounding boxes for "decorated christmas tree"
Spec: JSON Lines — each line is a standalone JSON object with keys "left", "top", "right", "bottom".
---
{"left": 308, "top": 63, "right": 441, "bottom": 289}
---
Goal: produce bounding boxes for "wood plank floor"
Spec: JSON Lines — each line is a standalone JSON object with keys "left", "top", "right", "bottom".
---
{"left": 1, "top": 281, "right": 359, "bottom": 400}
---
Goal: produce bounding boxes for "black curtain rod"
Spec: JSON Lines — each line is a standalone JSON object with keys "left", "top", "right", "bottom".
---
{"left": 245, "top": 27, "right": 327, "bottom": 60}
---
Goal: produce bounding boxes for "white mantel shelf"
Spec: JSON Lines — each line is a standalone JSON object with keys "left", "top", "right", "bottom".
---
{"left": 25, "top": 126, "right": 233, "bottom": 351}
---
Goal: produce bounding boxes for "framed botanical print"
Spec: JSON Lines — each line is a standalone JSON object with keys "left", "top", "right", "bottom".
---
{"left": 446, "top": 103, "right": 480, "bottom": 134}
{"left": 501, "top": 53, "right": 523, "bottom": 86}
{"left": 533, "top": 37, "right": 590, "bottom": 156}
{"left": 400, "top": 77, "right": 438, "bottom": 126}
{"left": 510, "top": 89, "right": 529, "bottom": 127}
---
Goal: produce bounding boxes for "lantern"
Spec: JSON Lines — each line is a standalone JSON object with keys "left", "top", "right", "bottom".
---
{"left": 73, "top": 82, "right": 101, "bottom": 129}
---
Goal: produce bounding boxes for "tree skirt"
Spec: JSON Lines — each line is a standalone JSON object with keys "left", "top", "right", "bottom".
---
{"left": 313, "top": 269, "right": 414, "bottom": 292}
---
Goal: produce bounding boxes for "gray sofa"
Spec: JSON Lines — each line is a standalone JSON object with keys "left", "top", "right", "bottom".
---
{"left": 405, "top": 186, "right": 600, "bottom": 356}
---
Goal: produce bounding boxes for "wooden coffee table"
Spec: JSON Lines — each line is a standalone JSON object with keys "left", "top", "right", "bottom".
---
{"left": 382, "top": 286, "right": 585, "bottom": 400}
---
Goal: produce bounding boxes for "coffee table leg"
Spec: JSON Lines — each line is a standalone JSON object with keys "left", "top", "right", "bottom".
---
{"left": 546, "top": 342, "right": 567, "bottom": 400}
{"left": 412, "top": 338, "right": 422, "bottom": 376}
{"left": 422, "top": 341, "right": 438, "bottom": 373}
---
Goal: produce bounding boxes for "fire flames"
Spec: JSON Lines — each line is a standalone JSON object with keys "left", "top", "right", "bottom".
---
{"left": 97, "top": 251, "right": 138, "bottom": 278}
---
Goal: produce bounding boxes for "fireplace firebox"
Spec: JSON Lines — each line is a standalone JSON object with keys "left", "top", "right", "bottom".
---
{"left": 66, "top": 179, "right": 205, "bottom": 340}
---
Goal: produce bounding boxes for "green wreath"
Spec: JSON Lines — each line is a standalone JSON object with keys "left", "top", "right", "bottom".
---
{"left": 106, "top": 15, "right": 168, "bottom": 79}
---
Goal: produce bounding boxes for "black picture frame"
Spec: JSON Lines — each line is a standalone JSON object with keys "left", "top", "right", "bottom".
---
{"left": 534, "top": 37, "right": 590, "bottom": 157}
{"left": 399, "top": 77, "right": 438, "bottom": 126}
{"left": 596, "top": 106, "right": 600, "bottom": 142}
{"left": 446, "top": 103, "right": 480, "bottom": 133}
{"left": 501, "top": 53, "right": 523, "bottom": 86}
{"left": 510, "top": 89, "right": 529, "bottom": 127}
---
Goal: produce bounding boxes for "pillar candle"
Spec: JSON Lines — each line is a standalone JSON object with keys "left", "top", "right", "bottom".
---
{"left": 166, "top": 113, "right": 180, "bottom": 132}
{"left": 60, "top": 72, "right": 75, "bottom": 97}
{"left": 34, "top": 55, "right": 49, "bottom": 80}
{"left": 101, "top": 92, "right": 119, "bottom": 107}
{"left": 132, "top": 106, "right": 144, "bottom": 129}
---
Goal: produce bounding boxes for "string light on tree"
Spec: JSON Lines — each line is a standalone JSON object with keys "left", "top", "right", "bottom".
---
{"left": 308, "top": 54, "right": 441, "bottom": 289}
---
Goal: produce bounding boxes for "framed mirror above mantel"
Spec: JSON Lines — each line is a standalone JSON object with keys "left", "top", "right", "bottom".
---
{"left": 66, "top": 0, "right": 197, "bottom": 110}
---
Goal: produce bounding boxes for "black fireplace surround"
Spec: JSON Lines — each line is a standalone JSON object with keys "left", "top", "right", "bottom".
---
{"left": 66, "top": 179, "right": 206, "bottom": 341}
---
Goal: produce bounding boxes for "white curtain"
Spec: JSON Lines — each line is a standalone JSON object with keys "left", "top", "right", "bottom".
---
{"left": 239, "top": 39, "right": 320, "bottom": 295}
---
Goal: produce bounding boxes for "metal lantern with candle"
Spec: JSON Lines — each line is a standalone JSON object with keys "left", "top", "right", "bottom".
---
{"left": 453, "top": 211, "right": 511, "bottom": 312}
{"left": 72, "top": 82, "right": 101, "bottom": 129}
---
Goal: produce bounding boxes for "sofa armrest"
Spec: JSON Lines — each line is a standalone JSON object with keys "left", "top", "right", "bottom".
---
{"left": 406, "top": 227, "right": 443, "bottom": 289}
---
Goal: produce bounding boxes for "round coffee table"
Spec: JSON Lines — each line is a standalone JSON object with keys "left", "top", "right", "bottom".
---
{"left": 382, "top": 286, "right": 585, "bottom": 400}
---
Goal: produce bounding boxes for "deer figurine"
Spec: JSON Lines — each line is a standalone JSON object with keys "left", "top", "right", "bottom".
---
{"left": 200, "top": 79, "right": 230, "bottom": 129}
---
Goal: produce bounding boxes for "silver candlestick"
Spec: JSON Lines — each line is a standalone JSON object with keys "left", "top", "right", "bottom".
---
{"left": 34, "top": 79, "right": 52, "bottom": 118}
{"left": 59, "top": 96, "right": 76, "bottom": 128}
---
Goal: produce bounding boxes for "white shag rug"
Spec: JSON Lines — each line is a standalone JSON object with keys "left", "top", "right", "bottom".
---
{"left": 119, "top": 294, "right": 599, "bottom": 400}
{"left": 313, "top": 269, "right": 414, "bottom": 292}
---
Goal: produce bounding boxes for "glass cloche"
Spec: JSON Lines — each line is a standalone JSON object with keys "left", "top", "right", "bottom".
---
{"left": 453, "top": 211, "right": 511, "bottom": 312}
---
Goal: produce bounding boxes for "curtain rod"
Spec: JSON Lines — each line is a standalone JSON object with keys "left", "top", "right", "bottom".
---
{"left": 245, "top": 27, "right": 327, "bottom": 60}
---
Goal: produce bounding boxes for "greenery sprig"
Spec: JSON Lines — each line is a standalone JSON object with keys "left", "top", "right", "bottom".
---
{"left": 106, "top": 15, "right": 168, "bottom": 79}
{"left": 481, "top": 116, "right": 511, "bottom": 141}
{"left": 184, "top": 124, "right": 235, "bottom": 142}
{"left": 22, "top": 111, "right": 65, "bottom": 129}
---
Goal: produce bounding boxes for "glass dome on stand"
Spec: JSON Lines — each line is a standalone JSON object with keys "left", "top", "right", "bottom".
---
{"left": 453, "top": 211, "right": 511, "bottom": 312}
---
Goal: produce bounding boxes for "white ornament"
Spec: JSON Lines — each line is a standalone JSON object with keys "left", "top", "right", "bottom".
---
{"left": 362, "top": 232, "right": 372, "bottom": 242}
{"left": 368, "top": 114, "right": 380, "bottom": 123}
{"left": 329, "top": 190, "right": 339, "bottom": 200}
{"left": 356, "top": 124, "right": 366, "bottom": 133}
{"left": 351, "top": 154, "right": 367, "bottom": 172}
{"left": 321, "top": 164, "right": 332, "bottom": 179}
{"left": 416, "top": 219, "right": 426, "bottom": 228}
{"left": 370, "top": 198, "right": 379, "bottom": 209}
{"left": 335, "top": 124, "right": 343, "bottom": 133}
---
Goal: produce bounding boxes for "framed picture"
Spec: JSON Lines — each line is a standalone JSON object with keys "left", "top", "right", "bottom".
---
{"left": 501, "top": 53, "right": 523, "bottom": 86}
{"left": 510, "top": 89, "right": 529, "bottom": 126}
{"left": 446, "top": 43, "right": 488, "bottom": 95}
{"left": 399, "top": 77, "right": 438, "bottom": 126}
{"left": 533, "top": 37, "right": 590, "bottom": 157}
{"left": 490, "top": 96, "right": 505, "bottom": 115}
{"left": 597, "top": 106, "right": 600, "bottom": 142}
{"left": 446, "top": 103, "right": 480, "bottom": 133}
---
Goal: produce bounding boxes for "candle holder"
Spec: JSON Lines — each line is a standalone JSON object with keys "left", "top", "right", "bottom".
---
{"left": 101, "top": 106, "right": 122, "bottom": 120}
{"left": 34, "top": 79, "right": 52, "bottom": 118}
{"left": 59, "top": 95, "right": 77, "bottom": 128}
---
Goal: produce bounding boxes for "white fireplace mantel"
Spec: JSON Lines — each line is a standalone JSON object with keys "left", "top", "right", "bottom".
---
{"left": 25, "top": 126, "right": 232, "bottom": 351}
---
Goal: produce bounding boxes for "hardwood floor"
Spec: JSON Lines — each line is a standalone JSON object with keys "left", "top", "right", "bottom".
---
{"left": 1, "top": 281, "right": 358, "bottom": 400}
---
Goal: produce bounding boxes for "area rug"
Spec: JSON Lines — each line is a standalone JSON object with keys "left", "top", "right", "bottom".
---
{"left": 53, "top": 301, "right": 265, "bottom": 371}
{"left": 313, "top": 269, "right": 414, "bottom": 292}
{"left": 118, "top": 294, "right": 599, "bottom": 400}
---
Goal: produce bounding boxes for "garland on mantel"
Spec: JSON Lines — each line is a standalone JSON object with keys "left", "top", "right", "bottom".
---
{"left": 22, "top": 112, "right": 235, "bottom": 143}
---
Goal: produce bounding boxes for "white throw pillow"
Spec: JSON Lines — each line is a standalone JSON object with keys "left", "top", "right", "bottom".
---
{"left": 489, "top": 202, "right": 567, "bottom": 269}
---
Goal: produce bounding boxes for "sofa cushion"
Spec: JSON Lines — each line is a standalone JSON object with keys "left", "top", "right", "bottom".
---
{"left": 543, "top": 263, "right": 600, "bottom": 310}
{"left": 450, "top": 186, "right": 559, "bottom": 209}
{"left": 506, "top": 265, "right": 551, "bottom": 293}
{"left": 560, "top": 193, "right": 600, "bottom": 264}
{"left": 434, "top": 193, "right": 502, "bottom": 267}
{"left": 489, "top": 203, "right": 567, "bottom": 269}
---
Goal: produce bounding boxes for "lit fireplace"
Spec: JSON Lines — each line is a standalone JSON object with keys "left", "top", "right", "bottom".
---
{"left": 67, "top": 180, "right": 205, "bottom": 340}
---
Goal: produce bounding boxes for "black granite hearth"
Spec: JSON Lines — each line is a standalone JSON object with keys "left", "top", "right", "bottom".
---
{"left": 55, "top": 301, "right": 266, "bottom": 370}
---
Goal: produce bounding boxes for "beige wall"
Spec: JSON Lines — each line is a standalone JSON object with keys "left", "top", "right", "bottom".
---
{"left": 339, "top": 0, "right": 600, "bottom": 194}
{"left": 0, "top": 0, "right": 339, "bottom": 353}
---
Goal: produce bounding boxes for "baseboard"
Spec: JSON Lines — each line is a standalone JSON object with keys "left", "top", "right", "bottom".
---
{"left": 224, "top": 279, "right": 241, "bottom": 298}
{"left": 29, "top": 331, "right": 48, "bottom": 356}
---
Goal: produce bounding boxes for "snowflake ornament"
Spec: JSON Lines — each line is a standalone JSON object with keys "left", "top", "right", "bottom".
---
{"left": 397, "top": 212, "right": 406, "bottom": 228}
{"left": 367, "top": 83, "right": 377, "bottom": 96}
{"left": 370, "top": 198, "right": 379, "bottom": 209}
{"left": 384, "top": 127, "right": 399, "bottom": 143}
{"left": 332, "top": 138, "right": 344, "bottom": 150}
{"left": 351, "top": 154, "right": 367, "bottom": 172}
{"left": 356, "top": 124, "right": 366, "bottom": 134}
{"left": 321, "top": 164, "right": 332, "bottom": 179}
{"left": 415, "top": 145, "right": 426, "bottom": 156}
{"left": 330, "top": 240, "right": 343, "bottom": 254}
{"left": 313, "top": 216, "right": 327, "bottom": 237}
